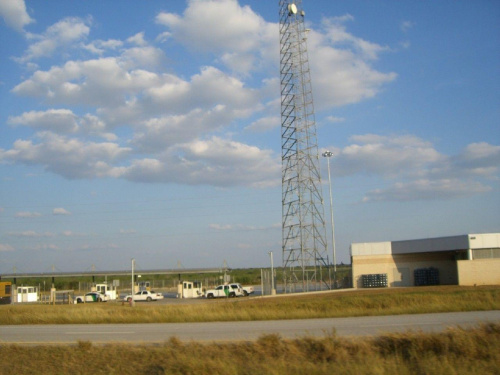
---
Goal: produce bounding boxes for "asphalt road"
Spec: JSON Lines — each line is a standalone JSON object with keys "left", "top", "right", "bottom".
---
{"left": 1, "top": 310, "right": 498, "bottom": 345}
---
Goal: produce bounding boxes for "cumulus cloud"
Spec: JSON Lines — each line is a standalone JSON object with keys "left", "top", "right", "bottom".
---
{"left": 400, "top": 20, "right": 414, "bottom": 33}
{"left": 7, "top": 231, "right": 55, "bottom": 237}
{"left": 0, "top": 243, "right": 15, "bottom": 252}
{"left": 308, "top": 16, "right": 397, "bottom": 109}
{"left": 244, "top": 116, "right": 280, "bottom": 132}
{"left": 326, "top": 134, "right": 442, "bottom": 178}
{"left": 363, "top": 179, "right": 491, "bottom": 202}
{"left": 9, "top": 109, "right": 79, "bottom": 133}
{"left": 0, "top": 0, "right": 33, "bottom": 32}
{"left": 15, "top": 211, "right": 42, "bottom": 218}
{"left": 326, "top": 134, "right": 499, "bottom": 202}
{"left": 155, "top": 0, "right": 276, "bottom": 74}
{"left": 0, "top": 132, "right": 131, "bottom": 179}
{"left": 53, "top": 208, "right": 71, "bottom": 215}
{"left": 17, "top": 17, "right": 90, "bottom": 63}
{"left": 116, "top": 136, "right": 280, "bottom": 188}
{"left": 2, "top": 1, "right": 403, "bottom": 191}
{"left": 8, "top": 109, "right": 116, "bottom": 139}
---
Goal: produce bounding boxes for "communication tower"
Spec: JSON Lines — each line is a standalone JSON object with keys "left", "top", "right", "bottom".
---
{"left": 279, "top": 1, "right": 330, "bottom": 291}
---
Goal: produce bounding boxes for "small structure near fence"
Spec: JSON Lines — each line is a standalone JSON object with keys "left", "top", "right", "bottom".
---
{"left": 16, "top": 286, "right": 39, "bottom": 303}
{"left": 177, "top": 281, "right": 203, "bottom": 298}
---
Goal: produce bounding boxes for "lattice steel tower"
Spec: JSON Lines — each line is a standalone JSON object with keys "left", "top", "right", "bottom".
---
{"left": 280, "top": 1, "right": 329, "bottom": 292}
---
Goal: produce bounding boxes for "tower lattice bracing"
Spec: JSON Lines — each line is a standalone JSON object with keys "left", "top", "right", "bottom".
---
{"left": 279, "top": 1, "right": 329, "bottom": 292}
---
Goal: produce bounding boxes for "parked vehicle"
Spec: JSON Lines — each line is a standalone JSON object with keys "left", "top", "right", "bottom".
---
{"left": 205, "top": 285, "right": 234, "bottom": 298}
{"left": 229, "top": 283, "right": 245, "bottom": 297}
{"left": 241, "top": 285, "right": 254, "bottom": 296}
{"left": 74, "top": 292, "right": 109, "bottom": 304}
{"left": 123, "top": 290, "right": 163, "bottom": 302}
{"left": 0, "top": 282, "right": 12, "bottom": 304}
{"left": 205, "top": 284, "right": 244, "bottom": 299}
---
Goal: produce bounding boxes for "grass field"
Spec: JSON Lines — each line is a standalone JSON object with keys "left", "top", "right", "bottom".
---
{"left": 1, "top": 286, "right": 498, "bottom": 374}
{"left": 0, "top": 323, "right": 498, "bottom": 374}
{"left": 1, "top": 285, "right": 498, "bottom": 325}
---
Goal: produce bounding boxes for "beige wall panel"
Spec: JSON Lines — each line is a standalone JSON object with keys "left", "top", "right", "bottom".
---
{"left": 457, "top": 259, "right": 500, "bottom": 286}
{"left": 352, "top": 253, "right": 458, "bottom": 288}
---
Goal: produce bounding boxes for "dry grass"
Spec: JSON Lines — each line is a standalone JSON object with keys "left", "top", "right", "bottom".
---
{"left": 0, "top": 285, "right": 499, "bottom": 325}
{"left": 0, "top": 323, "right": 498, "bottom": 374}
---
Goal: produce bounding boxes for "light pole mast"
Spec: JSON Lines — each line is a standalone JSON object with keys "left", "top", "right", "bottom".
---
{"left": 280, "top": 0, "right": 329, "bottom": 292}
{"left": 322, "top": 151, "right": 337, "bottom": 285}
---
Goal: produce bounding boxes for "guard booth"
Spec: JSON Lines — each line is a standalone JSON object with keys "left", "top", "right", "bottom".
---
{"left": 138, "top": 281, "right": 151, "bottom": 292}
{"left": 93, "top": 283, "right": 118, "bottom": 300}
{"left": 177, "top": 281, "right": 203, "bottom": 298}
{"left": 17, "top": 286, "right": 39, "bottom": 303}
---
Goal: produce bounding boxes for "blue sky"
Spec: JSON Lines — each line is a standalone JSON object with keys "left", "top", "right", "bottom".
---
{"left": 0, "top": 0, "right": 498, "bottom": 273}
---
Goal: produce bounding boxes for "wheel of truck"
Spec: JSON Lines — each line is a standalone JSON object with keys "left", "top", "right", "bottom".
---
{"left": 243, "top": 290, "right": 249, "bottom": 297}
{"left": 98, "top": 297, "right": 103, "bottom": 302}
{"left": 207, "top": 293, "right": 214, "bottom": 299}
{"left": 146, "top": 296, "right": 152, "bottom": 302}
{"left": 229, "top": 292, "right": 236, "bottom": 298}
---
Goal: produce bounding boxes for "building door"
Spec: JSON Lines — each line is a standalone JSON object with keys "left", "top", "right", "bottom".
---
{"left": 393, "top": 268, "right": 411, "bottom": 287}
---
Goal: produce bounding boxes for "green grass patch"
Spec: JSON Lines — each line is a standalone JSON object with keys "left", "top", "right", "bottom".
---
{"left": 1, "top": 323, "right": 498, "bottom": 374}
{"left": 1, "top": 285, "right": 498, "bottom": 325}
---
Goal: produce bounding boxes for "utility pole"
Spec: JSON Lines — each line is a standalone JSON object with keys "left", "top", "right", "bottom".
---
{"left": 131, "top": 258, "right": 135, "bottom": 307}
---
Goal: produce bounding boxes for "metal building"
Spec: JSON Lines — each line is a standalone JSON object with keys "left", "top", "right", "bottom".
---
{"left": 351, "top": 233, "right": 500, "bottom": 288}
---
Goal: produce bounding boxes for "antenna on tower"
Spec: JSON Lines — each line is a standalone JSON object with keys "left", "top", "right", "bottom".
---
{"left": 279, "top": 1, "right": 330, "bottom": 292}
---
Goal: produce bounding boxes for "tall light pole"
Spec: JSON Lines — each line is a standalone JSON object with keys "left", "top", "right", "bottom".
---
{"left": 131, "top": 258, "right": 135, "bottom": 306}
{"left": 268, "top": 251, "right": 276, "bottom": 295}
{"left": 322, "top": 151, "right": 337, "bottom": 286}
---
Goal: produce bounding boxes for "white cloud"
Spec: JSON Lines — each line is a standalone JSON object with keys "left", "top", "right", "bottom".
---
{"left": 9, "top": 109, "right": 79, "bottom": 133}
{"left": 62, "top": 230, "right": 85, "bottom": 236}
{"left": 0, "top": 0, "right": 33, "bottom": 32}
{"left": 0, "top": 132, "right": 131, "bottom": 179}
{"left": 155, "top": 0, "right": 276, "bottom": 74}
{"left": 120, "top": 229, "right": 137, "bottom": 234}
{"left": 0, "top": 243, "right": 14, "bottom": 252}
{"left": 18, "top": 17, "right": 90, "bottom": 63}
{"left": 209, "top": 223, "right": 279, "bottom": 232}
{"left": 53, "top": 208, "right": 71, "bottom": 215}
{"left": 116, "top": 136, "right": 280, "bottom": 188}
{"left": 327, "top": 134, "right": 499, "bottom": 202}
{"left": 15, "top": 211, "right": 42, "bottom": 218}
{"left": 307, "top": 16, "right": 397, "bottom": 109}
{"left": 244, "top": 116, "right": 280, "bottom": 132}
{"left": 363, "top": 179, "right": 491, "bottom": 202}
{"left": 83, "top": 39, "right": 124, "bottom": 55}
{"left": 12, "top": 58, "right": 160, "bottom": 107}
{"left": 328, "top": 134, "right": 442, "bottom": 178}
{"left": 8, "top": 109, "right": 116, "bottom": 140}
{"left": 127, "top": 32, "right": 147, "bottom": 46}
{"left": 325, "top": 116, "right": 345, "bottom": 123}
{"left": 400, "top": 20, "right": 414, "bottom": 33}
{"left": 7, "top": 231, "right": 55, "bottom": 237}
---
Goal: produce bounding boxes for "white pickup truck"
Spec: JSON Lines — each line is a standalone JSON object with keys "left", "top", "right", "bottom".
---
{"left": 204, "top": 283, "right": 254, "bottom": 298}
{"left": 205, "top": 283, "right": 244, "bottom": 298}
{"left": 124, "top": 290, "right": 164, "bottom": 302}
{"left": 241, "top": 285, "right": 254, "bottom": 296}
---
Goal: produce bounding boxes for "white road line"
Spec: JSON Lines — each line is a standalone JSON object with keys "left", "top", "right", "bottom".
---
{"left": 360, "top": 322, "right": 440, "bottom": 328}
{"left": 64, "top": 331, "right": 135, "bottom": 335}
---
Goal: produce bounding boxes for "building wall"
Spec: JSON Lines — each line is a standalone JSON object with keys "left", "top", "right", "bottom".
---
{"left": 352, "top": 252, "right": 458, "bottom": 288}
{"left": 457, "top": 259, "right": 500, "bottom": 286}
